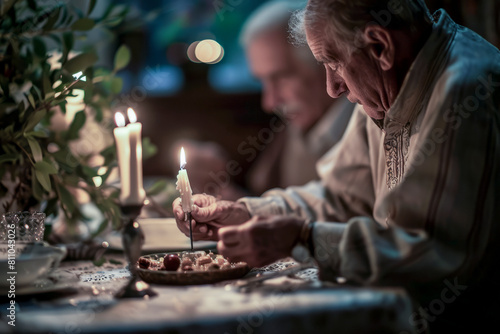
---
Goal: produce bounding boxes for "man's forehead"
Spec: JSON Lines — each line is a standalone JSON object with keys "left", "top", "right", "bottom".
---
{"left": 306, "top": 26, "right": 344, "bottom": 64}
{"left": 247, "top": 36, "right": 294, "bottom": 76}
{"left": 306, "top": 29, "right": 330, "bottom": 62}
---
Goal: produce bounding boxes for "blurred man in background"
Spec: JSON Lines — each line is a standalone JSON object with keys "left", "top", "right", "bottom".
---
{"left": 179, "top": 0, "right": 354, "bottom": 200}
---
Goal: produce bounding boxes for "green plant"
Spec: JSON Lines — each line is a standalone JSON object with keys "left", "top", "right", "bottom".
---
{"left": 0, "top": 0, "right": 160, "bottom": 237}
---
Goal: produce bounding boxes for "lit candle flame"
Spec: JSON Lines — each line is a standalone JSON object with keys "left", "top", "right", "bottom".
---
{"left": 127, "top": 108, "right": 137, "bottom": 123}
{"left": 115, "top": 112, "right": 126, "bottom": 127}
{"left": 180, "top": 147, "right": 186, "bottom": 169}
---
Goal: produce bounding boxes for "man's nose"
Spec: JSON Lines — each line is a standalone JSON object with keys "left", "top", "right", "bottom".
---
{"left": 326, "top": 69, "right": 347, "bottom": 98}
{"left": 261, "top": 82, "right": 281, "bottom": 113}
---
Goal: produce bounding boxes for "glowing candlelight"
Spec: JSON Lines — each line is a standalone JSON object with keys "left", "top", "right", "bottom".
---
{"left": 113, "top": 112, "right": 130, "bottom": 203}
{"left": 126, "top": 108, "right": 145, "bottom": 205}
{"left": 113, "top": 109, "right": 145, "bottom": 205}
{"left": 176, "top": 147, "right": 193, "bottom": 213}
{"left": 180, "top": 146, "right": 187, "bottom": 169}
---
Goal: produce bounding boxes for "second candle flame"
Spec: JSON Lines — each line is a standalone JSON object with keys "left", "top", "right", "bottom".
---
{"left": 127, "top": 108, "right": 137, "bottom": 123}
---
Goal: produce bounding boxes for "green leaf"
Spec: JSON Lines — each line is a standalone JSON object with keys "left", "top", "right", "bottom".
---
{"left": 42, "top": 74, "right": 52, "bottom": 99}
{"left": 0, "top": 153, "right": 18, "bottom": 164}
{"left": 62, "top": 32, "right": 74, "bottom": 62}
{"left": 63, "top": 52, "right": 98, "bottom": 75}
{"left": 33, "top": 37, "right": 46, "bottom": 58}
{"left": 71, "top": 18, "right": 95, "bottom": 31}
{"left": 35, "top": 170, "right": 51, "bottom": 192}
{"left": 52, "top": 148, "right": 79, "bottom": 172}
{"left": 66, "top": 110, "right": 86, "bottom": 140}
{"left": 27, "top": 137, "right": 43, "bottom": 162}
{"left": 55, "top": 182, "right": 77, "bottom": 212}
{"left": 91, "top": 218, "right": 110, "bottom": 238}
{"left": 43, "top": 7, "right": 61, "bottom": 31}
{"left": 113, "top": 45, "right": 130, "bottom": 72}
{"left": 142, "top": 137, "right": 157, "bottom": 160}
{"left": 87, "top": 0, "right": 97, "bottom": 15}
{"left": 110, "top": 77, "right": 123, "bottom": 94}
{"left": 27, "top": 94, "right": 36, "bottom": 109}
{"left": 24, "top": 130, "right": 48, "bottom": 138}
{"left": 43, "top": 198, "right": 59, "bottom": 218}
{"left": 146, "top": 179, "right": 168, "bottom": 197}
{"left": 71, "top": 80, "right": 90, "bottom": 90}
{"left": 30, "top": 85, "right": 43, "bottom": 102}
{"left": 93, "top": 257, "right": 106, "bottom": 266}
{"left": 101, "top": 3, "right": 116, "bottom": 20}
{"left": 78, "top": 165, "right": 98, "bottom": 183}
{"left": 31, "top": 168, "right": 44, "bottom": 200}
{"left": 35, "top": 161, "right": 58, "bottom": 174}
{"left": 24, "top": 109, "right": 47, "bottom": 132}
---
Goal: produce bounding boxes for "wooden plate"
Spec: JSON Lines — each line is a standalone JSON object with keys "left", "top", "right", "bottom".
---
{"left": 136, "top": 252, "right": 250, "bottom": 285}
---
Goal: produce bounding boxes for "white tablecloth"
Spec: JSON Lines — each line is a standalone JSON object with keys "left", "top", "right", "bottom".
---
{"left": 1, "top": 255, "right": 418, "bottom": 334}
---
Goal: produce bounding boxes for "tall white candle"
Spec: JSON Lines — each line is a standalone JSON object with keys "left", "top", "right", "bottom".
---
{"left": 113, "top": 112, "right": 131, "bottom": 204}
{"left": 126, "top": 108, "right": 145, "bottom": 205}
{"left": 176, "top": 147, "right": 193, "bottom": 212}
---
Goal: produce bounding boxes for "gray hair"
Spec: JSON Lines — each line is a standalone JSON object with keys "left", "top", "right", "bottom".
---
{"left": 290, "top": 0, "right": 433, "bottom": 58}
{"left": 239, "top": 0, "right": 307, "bottom": 47}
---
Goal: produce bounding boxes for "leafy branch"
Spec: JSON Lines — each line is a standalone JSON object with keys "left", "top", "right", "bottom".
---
{"left": 0, "top": 0, "right": 162, "bottom": 240}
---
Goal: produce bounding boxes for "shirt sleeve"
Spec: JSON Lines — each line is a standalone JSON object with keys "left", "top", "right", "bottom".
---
{"left": 238, "top": 105, "right": 375, "bottom": 223}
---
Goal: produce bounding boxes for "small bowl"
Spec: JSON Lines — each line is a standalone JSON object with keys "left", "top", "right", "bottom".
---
{"left": 0, "top": 244, "right": 66, "bottom": 290}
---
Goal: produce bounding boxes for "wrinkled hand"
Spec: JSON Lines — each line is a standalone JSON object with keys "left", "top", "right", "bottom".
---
{"left": 173, "top": 194, "right": 251, "bottom": 241}
{"left": 217, "top": 215, "right": 304, "bottom": 268}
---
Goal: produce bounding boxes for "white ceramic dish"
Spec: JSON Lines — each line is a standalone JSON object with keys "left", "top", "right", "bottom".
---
{"left": 0, "top": 244, "right": 66, "bottom": 289}
{"left": 105, "top": 218, "right": 216, "bottom": 252}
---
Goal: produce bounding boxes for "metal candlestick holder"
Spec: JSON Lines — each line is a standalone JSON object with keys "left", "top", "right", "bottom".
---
{"left": 114, "top": 203, "right": 157, "bottom": 299}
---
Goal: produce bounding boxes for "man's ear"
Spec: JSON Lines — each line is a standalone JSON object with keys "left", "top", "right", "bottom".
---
{"left": 363, "top": 24, "right": 395, "bottom": 71}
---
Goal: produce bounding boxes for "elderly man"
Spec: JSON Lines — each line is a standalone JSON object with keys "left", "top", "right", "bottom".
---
{"left": 179, "top": 1, "right": 353, "bottom": 200}
{"left": 174, "top": 0, "right": 500, "bottom": 331}
{"left": 240, "top": 0, "right": 353, "bottom": 195}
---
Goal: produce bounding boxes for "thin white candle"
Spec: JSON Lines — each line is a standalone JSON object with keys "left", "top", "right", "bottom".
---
{"left": 176, "top": 147, "right": 193, "bottom": 212}
{"left": 126, "top": 108, "right": 145, "bottom": 205}
{"left": 113, "top": 112, "right": 131, "bottom": 204}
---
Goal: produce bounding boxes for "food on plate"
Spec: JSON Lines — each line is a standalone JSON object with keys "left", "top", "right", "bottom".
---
{"left": 164, "top": 254, "right": 181, "bottom": 271}
{"left": 137, "top": 251, "right": 244, "bottom": 272}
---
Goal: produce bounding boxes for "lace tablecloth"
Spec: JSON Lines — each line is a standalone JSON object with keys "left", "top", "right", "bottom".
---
{"left": 0, "top": 254, "right": 418, "bottom": 334}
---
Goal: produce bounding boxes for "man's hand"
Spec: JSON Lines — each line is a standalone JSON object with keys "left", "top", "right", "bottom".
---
{"left": 173, "top": 194, "right": 251, "bottom": 241}
{"left": 217, "top": 215, "right": 304, "bottom": 268}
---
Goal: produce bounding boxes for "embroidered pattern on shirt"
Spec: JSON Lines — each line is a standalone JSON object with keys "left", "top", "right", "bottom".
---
{"left": 384, "top": 122, "right": 411, "bottom": 189}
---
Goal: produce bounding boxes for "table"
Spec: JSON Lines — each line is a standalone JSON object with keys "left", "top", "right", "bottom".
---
{"left": 0, "top": 253, "right": 418, "bottom": 334}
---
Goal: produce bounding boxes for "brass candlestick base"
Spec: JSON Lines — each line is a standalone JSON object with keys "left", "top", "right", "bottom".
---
{"left": 115, "top": 204, "right": 157, "bottom": 299}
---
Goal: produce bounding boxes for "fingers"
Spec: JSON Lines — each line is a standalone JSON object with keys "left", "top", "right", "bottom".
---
{"left": 219, "top": 225, "right": 241, "bottom": 247}
{"left": 217, "top": 216, "right": 297, "bottom": 268}
{"left": 172, "top": 194, "right": 238, "bottom": 242}
{"left": 175, "top": 215, "right": 216, "bottom": 241}
{"left": 217, "top": 229, "right": 245, "bottom": 264}
{"left": 192, "top": 193, "right": 217, "bottom": 207}
{"left": 191, "top": 202, "right": 221, "bottom": 223}
{"left": 217, "top": 224, "right": 255, "bottom": 265}
{"left": 173, "top": 194, "right": 217, "bottom": 221}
